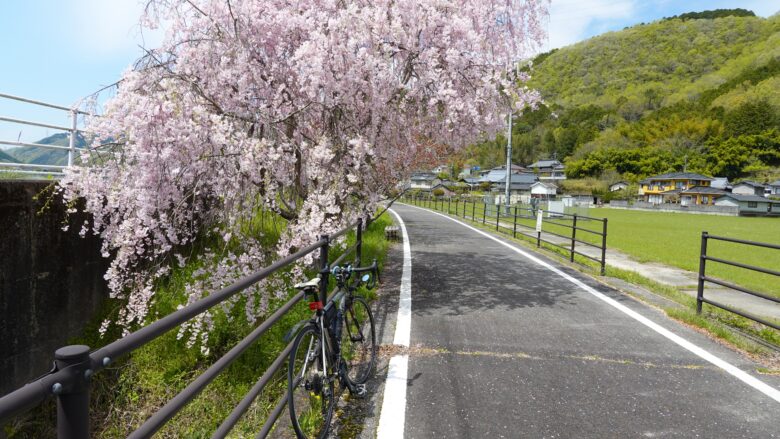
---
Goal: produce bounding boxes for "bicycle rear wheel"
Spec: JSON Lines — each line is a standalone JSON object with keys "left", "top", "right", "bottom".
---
{"left": 342, "top": 296, "right": 376, "bottom": 386}
{"left": 288, "top": 324, "right": 335, "bottom": 439}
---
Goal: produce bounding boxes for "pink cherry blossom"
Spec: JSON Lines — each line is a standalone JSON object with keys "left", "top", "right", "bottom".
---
{"left": 60, "top": 0, "right": 548, "bottom": 347}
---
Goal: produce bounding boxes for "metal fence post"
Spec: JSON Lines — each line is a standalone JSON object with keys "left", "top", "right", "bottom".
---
{"left": 537, "top": 209, "right": 541, "bottom": 248}
{"left": 495, "top": 205, "right": 500, "bottom": 231}
{"left": 471, "top": 200, "right": 476, "bottom": 221}
{"left": 319, "top": 234, "right": 330, "bottom": 304}
{"left": 482, "top": 201, "right": 486, "bottom": 224}
{"left": 448, "top": 197, "right": 451, "bottom": 214}
{"left": 55, "top": 345, "right": 91, "bottom": 439}
{"left": 356, "top": 218, "right": 363, "bottom": 266}
{"left": 67, "top": 110, "right": 77, "bottom": 167}
{"left": 697, "top": 231, "right": 708, "bottom": 314}
{"left": 600, "top": 218, "right": 608, "bottom": 275}
{"left": 512, "top": 206, "right": 517, "bottom": 238}
{"left": 570, "top": 214, "right": 577, "bottom": 262}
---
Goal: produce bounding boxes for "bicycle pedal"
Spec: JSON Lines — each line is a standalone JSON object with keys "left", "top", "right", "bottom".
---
{"left": 352, "top": 383, "right": 367, "bottom": 397}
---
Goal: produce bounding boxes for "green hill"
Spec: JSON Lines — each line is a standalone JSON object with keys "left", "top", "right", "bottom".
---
{"left": 0, "top": 149, "right": 19, "bottom": 163}
{"left": 464, "top": 11, "right": 780, "bottom": 185}
{"left": 7, "top": 132, "right": 89, "bottom": 166}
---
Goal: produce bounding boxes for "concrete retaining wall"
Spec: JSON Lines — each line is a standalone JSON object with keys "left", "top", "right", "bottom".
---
{"left": 0, "top": 180, "right": 108, "bottom": 395}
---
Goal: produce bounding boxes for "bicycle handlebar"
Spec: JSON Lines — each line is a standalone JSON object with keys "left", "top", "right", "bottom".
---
{"left": 331, "top": 259, "right": 379, "bottom": 289}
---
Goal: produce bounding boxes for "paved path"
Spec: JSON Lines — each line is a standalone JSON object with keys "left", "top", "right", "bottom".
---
{"left": 375, "top": 204, "right": 779, "bottom": 438}
{"left": 436, "top": 202, "right": 779, "bottom": 322}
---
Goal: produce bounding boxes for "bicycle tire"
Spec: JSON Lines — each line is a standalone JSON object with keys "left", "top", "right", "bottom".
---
{"left": 342, "top": 297, "right": 376, "bottom": 386}
{"left": 288, "top": 324, "right": 335, "bottom": 439}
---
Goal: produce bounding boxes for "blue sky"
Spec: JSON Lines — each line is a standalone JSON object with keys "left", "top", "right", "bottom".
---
{"left": 1, "top": 0, "right": 779, "bottom": 144}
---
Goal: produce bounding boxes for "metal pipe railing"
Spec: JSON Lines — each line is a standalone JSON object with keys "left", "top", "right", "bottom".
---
{"left": 404, "top": 195, "right": 608, "bottom": 275}
{"left": 696, "top": 230, "right": 780, "bottom": 329}
{"left": 0, "top": 216, "right": 372, "bottom": 438}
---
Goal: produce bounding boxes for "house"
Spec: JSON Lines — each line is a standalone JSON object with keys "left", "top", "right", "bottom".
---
{"left": 731, "top": 181, "right": 767, "bottom": 197}
{"left": 680, "top": 186, "right": 727, "bottom": 206}
{"left": 460, "top": 177, "right": 481, "bottom": 189}
{"left": 479, "top": 168, "right": 535, "bottom": 185}
{"left": 715, "top": 194, "right": 780, "bottom": 216}
{"left": 430, "top": 182, "right": 456, "bottom": 196}
{"left": 409, "top": 172, "right": 440, "bottom": 191}
{"left": 492, "top": 173, "right": 539, "bottom": 194}
{"left": 530, "top": 181, "right": 557, "bottom": 199}
{"left": 431, "top": 165, "right": 449, "bottom": 174}
{"left": 769, "top": 180, "right": 780, "bottom": 196}
{"left": 710, "top": 177, "right": 730, "bottom": 190}
{"left": 609, "top": 181, "right": 629, "bottom": 192}
{"left": 528, "top": 159, "right": 566, "bottom": 181}
{"left": 638, "top": 172, "right": 713, "bottom": 204}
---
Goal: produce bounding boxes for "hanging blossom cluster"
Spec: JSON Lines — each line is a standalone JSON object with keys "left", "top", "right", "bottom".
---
{"left": 60, "top": 0, "right": 548, "bottom": 346}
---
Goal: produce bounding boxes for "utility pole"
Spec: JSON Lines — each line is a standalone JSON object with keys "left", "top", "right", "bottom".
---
{"left": 504, "top": 111, "right": 512, "bottom": 214}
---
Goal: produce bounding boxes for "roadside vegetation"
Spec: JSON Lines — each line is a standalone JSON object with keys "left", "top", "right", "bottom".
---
{"left": 5, "top": 213, "right": 392, "bottom": 438}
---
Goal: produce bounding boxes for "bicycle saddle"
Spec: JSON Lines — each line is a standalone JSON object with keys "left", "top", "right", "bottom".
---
{"left": 294, "top": 277, "right": 320, "bottom": 290}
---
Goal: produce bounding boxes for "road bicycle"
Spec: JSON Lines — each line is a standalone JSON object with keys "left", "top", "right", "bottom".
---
{"left": 287, "top": 261, "right": 379, "bottom": 439}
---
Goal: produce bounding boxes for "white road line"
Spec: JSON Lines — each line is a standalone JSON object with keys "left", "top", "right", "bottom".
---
{"left": 376, "top": 355, "right": 409, "bottom": 439}
{"left": 377, "top": 208, "right": 413, "bottom": 439}
{"left": 390, "top": 208, "right": 412, "bottom": 347}
{"left": 402, "top": 203, "right": 780, "bottom": 404}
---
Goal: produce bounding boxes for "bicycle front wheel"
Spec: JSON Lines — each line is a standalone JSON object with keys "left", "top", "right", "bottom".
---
{"left": 342, "top": 297, "right": 376, "bottom": 386}
{"left": 288, "top": 324, "right": 335, "bottom": 439}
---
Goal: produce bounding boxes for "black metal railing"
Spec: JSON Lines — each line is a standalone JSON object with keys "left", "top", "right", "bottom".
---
{"left": 696, "top": 232, "right": 780, "bottom": 330}
{"left": 403, "top": 195, "right": 608, "bottom": 275}
{"left": 0, "top": 217, "right": 374, "bottom": 438}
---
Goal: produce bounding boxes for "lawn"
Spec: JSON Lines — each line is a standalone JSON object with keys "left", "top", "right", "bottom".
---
{"left": 589, "top": 208, "right": 780, "bottom": 298}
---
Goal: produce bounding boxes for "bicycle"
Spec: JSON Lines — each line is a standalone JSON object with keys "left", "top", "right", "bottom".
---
{"left": 287, "top": 260, "right": 379, "bottom": 439}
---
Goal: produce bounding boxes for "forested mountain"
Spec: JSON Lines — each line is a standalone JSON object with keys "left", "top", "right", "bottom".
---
{"left": 0, "top": 149, "right": 19, "bottom": 163}
{"left": 464, "top": 10, "right": 780, "bottom": 185}
{"left": 7, "top": 132, "right": 88, "bottom": 165}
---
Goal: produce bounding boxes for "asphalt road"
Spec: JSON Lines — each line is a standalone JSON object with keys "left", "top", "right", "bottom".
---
{"left": 383, "top": 203, "right": 779, "bottom": 438}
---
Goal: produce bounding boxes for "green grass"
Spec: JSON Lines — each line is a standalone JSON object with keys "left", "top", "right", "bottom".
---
{"left": 588, "top": 208, "right": 780, "bottom": 298}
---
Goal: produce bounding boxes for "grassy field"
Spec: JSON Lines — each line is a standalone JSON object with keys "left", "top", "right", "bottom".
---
{"left": 586, "top": 208, "right": 780, "bottom": 298}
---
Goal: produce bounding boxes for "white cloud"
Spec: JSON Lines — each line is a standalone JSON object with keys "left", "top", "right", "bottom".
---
{"left": 544, "top": 0, "right": 637, "bottom": 50}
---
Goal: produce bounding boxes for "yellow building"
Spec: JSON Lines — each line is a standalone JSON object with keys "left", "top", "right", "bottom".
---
{"left": 638, "top": 172, "right": 713, "bottom": 204}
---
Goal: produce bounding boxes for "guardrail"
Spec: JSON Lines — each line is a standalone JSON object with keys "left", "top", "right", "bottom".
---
{"left": 0, "top": 216, "right": 374, "bottom": 438}
{"left": 403, "top": 195, "right": 608, "bottom": 275}
{"left": 0, "top": 93, "right": 94, "bottom": 177}
{"left": 696, "top": 232, "right": 780, "bottom": 330}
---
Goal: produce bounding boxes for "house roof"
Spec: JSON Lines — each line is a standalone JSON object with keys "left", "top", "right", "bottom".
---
{"left": 531, "top": 181, "right": 557, "bottom": 189}
{"left": 716, "top": 194, "right": 774, "bottom": 203}
{"left": 640, "top": 172, "right": 713, "bottom": 183}
{"left": 478, "top": 170, "right": 538, "bottom": 184}
{"left": 493, "top": 181, "right": 535, "bottom": 191}
{"left": 528, "top": 159, "right": 563, "bottom": 169}
{"left": 610, "top": 181, "right": 628, "bottom": 186}
{"left": 770, "top": 180, "right": 780, "bottom": 187}
{"left": 681, "top": 186, "right": 727, "bottom": 195}
{"left": 461, "top": 177, "right": 480, "bottom": 184}
{"left": 490, "top": 164, "right": 528, "bottom": 172}
{"left": 410, "top": 172, "right": 437, "bottom": 181}
{"left": 733, "top": 180, "right": 767, "bottom": 189}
